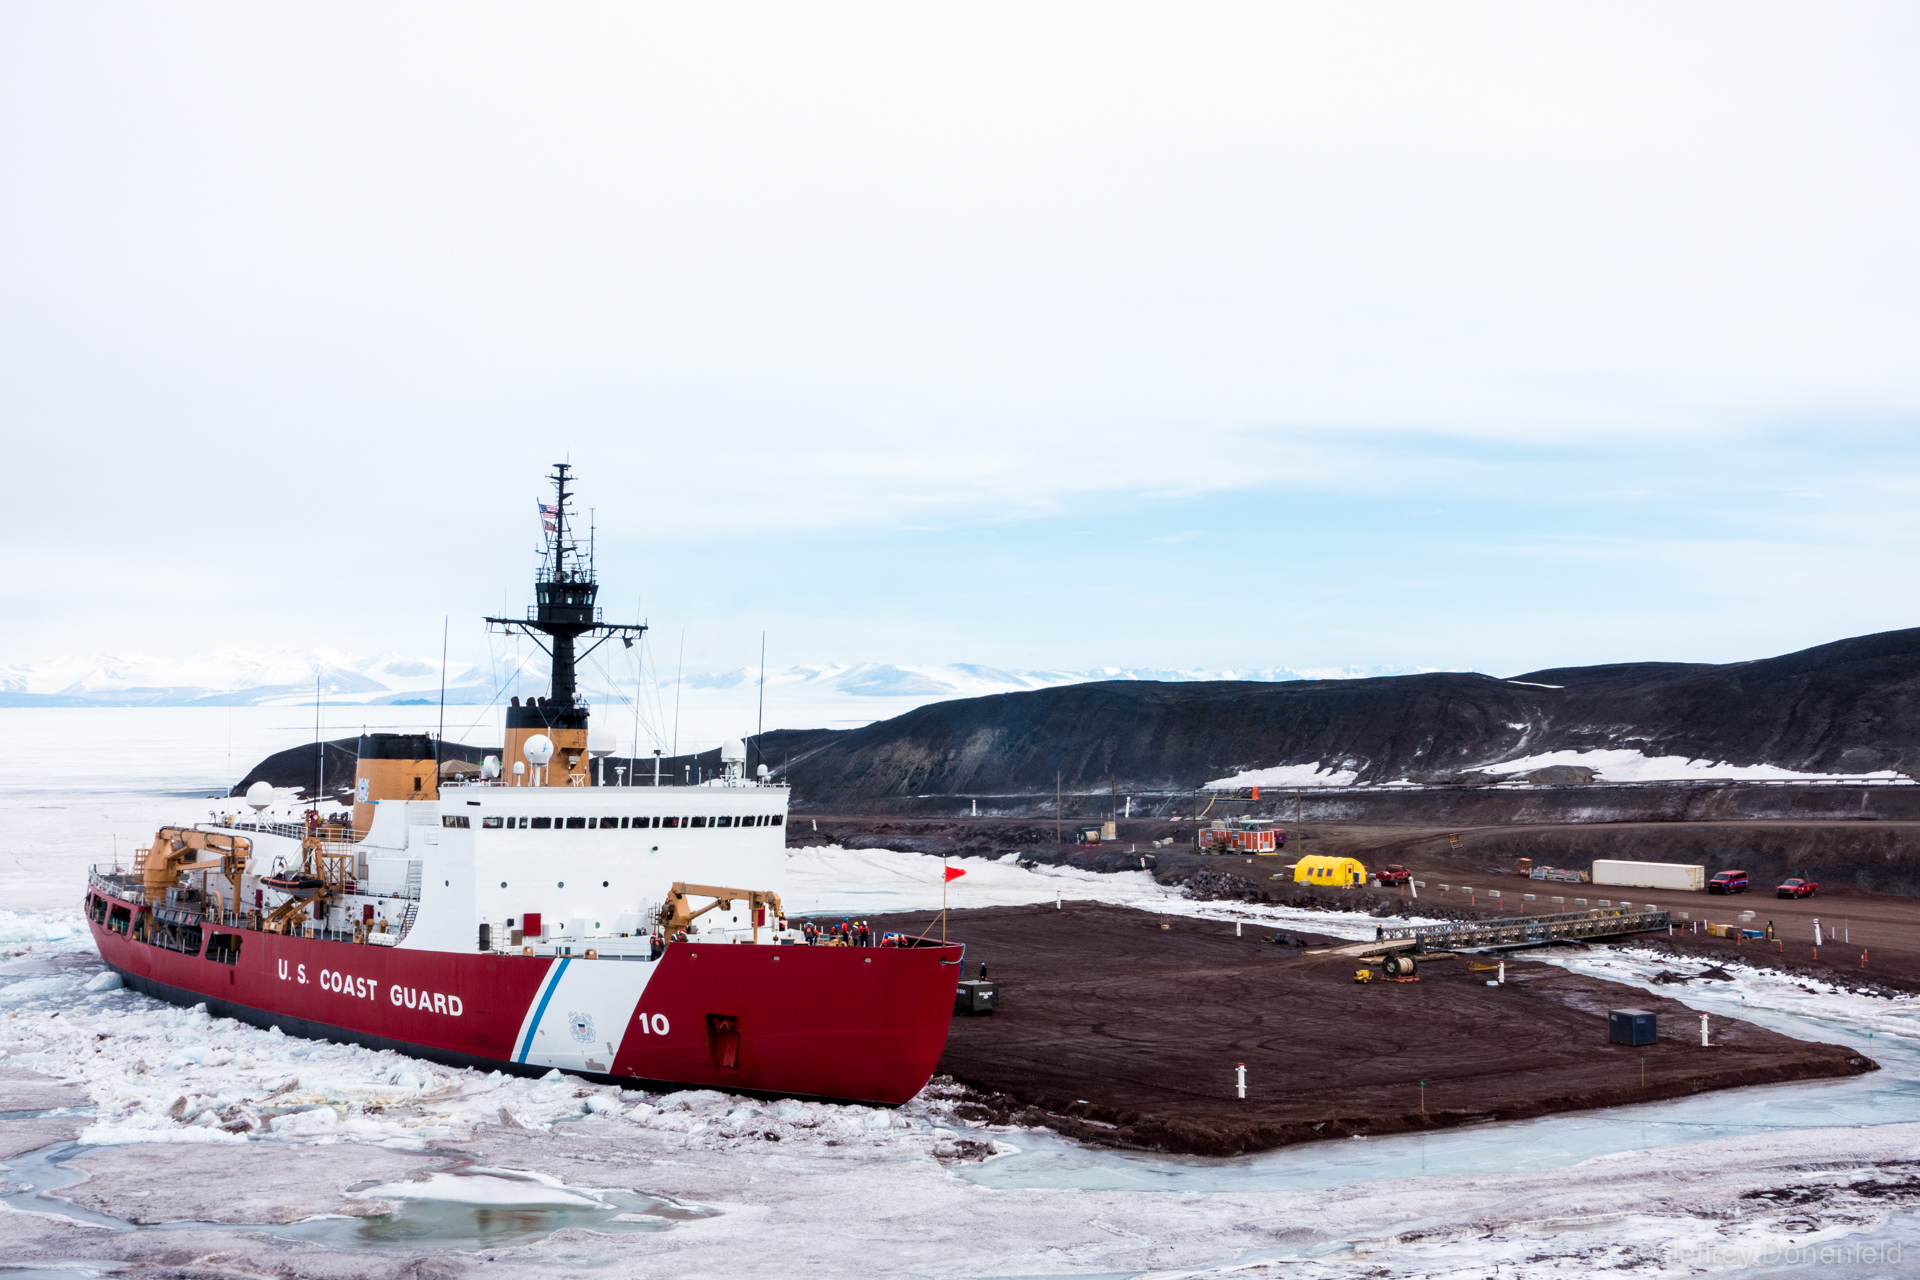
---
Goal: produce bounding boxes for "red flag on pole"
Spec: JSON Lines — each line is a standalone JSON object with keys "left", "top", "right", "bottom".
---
{"left": 944, "top": 866, "right": 967, "bottom": 882}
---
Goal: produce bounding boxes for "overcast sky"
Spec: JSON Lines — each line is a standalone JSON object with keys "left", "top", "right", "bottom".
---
{"left": 5, "top": 4, "right": 1918, "bottom": 678}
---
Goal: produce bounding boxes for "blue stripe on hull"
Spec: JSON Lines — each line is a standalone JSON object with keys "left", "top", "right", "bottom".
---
{"left": 516, "top": 957, "right": 570, "bottom": 1063}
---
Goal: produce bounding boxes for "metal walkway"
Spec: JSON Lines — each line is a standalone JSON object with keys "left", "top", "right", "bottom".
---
{"left": 1374, "top": 906, "right": 1672, "bottom": 951}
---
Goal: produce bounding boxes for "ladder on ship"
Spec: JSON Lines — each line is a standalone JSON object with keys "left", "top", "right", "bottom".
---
{"left": 393, "top": 860, "right": 423, "bottom": 943}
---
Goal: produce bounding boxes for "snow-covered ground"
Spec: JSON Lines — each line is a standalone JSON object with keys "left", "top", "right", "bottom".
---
{"left": 1475, "top": 748, "right": 1911, "bottom": 784}
{"left": 1205, "top": 748, "right": 1912, "bottom": 790}
{"left": 1205, "top": 764, "right": 1363, "bottom": 789}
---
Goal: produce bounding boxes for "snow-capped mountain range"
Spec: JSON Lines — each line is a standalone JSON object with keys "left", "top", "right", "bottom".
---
{"left": 0, "top": 651, "right": 1458, "bottom": 709}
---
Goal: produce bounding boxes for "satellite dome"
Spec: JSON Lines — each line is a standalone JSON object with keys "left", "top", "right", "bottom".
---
{"left": 481, "top": 755, "right": 501, "bottom": 779}
{"left": 245, "top": 780, "right": 274, "bottom": 811}
{"left": 524, "top": 734, "right": 555, "bottom": 767}
{"left": 756, "top": 763, "right": 770, "bottom": 778}
{"left": 587, "top": 725, "right": 617, "bottom": 758}
{"left": 720, "top": 739, "right": 746, "bottom": 764}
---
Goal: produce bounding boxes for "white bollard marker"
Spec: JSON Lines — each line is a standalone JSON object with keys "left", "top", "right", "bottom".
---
{"left": 1497, "top": 960, "right": 1505, "bottom": 985}
{"left": 1701, "top": 1013, "right": 1709, "bottom": 1046}
{"left": 1236, "top": 921, "right": 1242, "bottom": 937}
{"left": 1236, "top": 1062, "right": 1246, "bottom": 1099}
{"left": 1814, "top": 918, "right": 1822, "bottom": 947}
{"left": 1056, "top": 890, "right": 1062, "bottom": 910}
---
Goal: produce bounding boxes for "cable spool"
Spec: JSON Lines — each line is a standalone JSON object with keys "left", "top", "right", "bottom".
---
{"left": 1383, "top": 951, "right": 1418, "bottom": 978}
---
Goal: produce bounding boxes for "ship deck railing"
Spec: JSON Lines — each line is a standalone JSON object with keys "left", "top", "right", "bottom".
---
{"left": 1373, "top": 906, "right": 1673, "bottom": 950}
{"left": 218, "top": 819, "right": 355, "bottom": 841}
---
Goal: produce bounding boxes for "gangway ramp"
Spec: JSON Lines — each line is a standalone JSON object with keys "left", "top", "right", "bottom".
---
{"left": 1373, "top": 906, "right": 1671, "bottom": 952}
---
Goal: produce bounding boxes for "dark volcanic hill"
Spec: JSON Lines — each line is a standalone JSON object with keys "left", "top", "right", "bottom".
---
{"left": 780, "top": 628, "right": 1920, "bottom": 805}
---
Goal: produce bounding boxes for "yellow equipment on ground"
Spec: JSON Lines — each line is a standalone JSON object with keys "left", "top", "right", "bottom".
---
{"left": 1355, "top": 969, "right": 1372, "bottom": 984}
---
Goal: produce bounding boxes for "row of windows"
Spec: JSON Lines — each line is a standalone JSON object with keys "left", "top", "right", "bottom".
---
{"left": 444, "top": 814, "right": 783, "bottom": 831}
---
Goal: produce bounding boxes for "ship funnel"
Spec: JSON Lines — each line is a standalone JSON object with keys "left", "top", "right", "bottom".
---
{"left": 352, "top": 733, "right": 440, "bottom": 833}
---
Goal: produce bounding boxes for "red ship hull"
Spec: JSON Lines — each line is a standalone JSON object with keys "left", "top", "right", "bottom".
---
{"left": 87, "top": 888, "right": 963, "bottom": 1106}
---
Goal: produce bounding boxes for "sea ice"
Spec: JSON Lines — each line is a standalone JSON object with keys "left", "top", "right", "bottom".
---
{"left": 352, "top": 1171, "right": 603, "bottom": 1207}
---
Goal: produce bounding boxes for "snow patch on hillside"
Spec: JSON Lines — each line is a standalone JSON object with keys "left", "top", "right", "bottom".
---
{"left": 1205, "top": 763, "right": 1361, "bottom": 789}
{"left": 1479, "top": 749, "right": 1909, "bottom": 783}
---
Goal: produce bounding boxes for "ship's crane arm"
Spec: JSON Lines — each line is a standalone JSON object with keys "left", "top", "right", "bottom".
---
{"left": 139, "top": 828, "right": 250, "bottom": 914}
{"left": 656, "top": 882, "right": 785, "bottom": 943}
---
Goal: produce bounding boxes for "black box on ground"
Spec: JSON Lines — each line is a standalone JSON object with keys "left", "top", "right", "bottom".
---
{"left": 1609, "top": 1008, "right": 1657, "bottom": 1046}
{"left": 955, "top": 980, "right": 998, "bottom": 1016}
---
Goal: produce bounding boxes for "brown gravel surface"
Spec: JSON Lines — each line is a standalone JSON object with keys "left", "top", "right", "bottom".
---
{"left": 877, "top": 901, "right": 1880, "bottom": 1156}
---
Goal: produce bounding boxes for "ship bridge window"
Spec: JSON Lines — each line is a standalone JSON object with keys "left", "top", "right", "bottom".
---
{"left": 565, "top": 816, "right": 587, "bottom": 830}
{"left": 531, "top": 817, "right": 551, "bottom": 829}
{"left": 442, "top": 815, "right": 471, "bottom": 828}
{"left": 717, "top": 816, "right": 732, "bottom": 828}
{"left": 601, "top": 816, "right": 618, "bottom": 828}
{"left": 771, "top": 815, "right": 783, "bottom": 826}
{"left": 482, "top": 816, "right": 504, "bottom": 829}
{"left": 691, "top": 816, "right": 706, "bottom": 828}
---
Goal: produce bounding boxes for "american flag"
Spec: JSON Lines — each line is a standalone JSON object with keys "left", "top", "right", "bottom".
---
{"left": 538, "top": 502, "right": 559, "bottom": 533}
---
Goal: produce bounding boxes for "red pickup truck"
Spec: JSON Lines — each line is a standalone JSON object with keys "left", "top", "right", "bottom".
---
{"left": 1375, "top": 864, "right": 1412, "bottom": 887}
{"left": 1776, "top": 877, "right": 1818, "bottom": 899}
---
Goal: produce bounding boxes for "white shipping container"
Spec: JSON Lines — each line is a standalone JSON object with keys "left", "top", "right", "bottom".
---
{"left": 1591, "top": 860, "right": 1705, "bottom": 891}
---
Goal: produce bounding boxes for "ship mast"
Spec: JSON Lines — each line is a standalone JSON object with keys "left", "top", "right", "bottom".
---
{"left": 485, "top": 463, "right": 645, "bottom": 786}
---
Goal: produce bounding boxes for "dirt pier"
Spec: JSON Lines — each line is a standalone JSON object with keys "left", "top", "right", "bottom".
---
{"left": 865, "top": 901, "right": 1879, "bottom": 1157}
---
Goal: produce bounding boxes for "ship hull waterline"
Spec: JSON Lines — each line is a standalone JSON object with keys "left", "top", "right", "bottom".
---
{"left": 87, "top": 894, "right": 965, "bottom": 1107}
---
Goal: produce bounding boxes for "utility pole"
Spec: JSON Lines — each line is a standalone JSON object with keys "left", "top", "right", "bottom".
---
{"left": 1056, "top": 771, "right": 1062, "bottom": 844}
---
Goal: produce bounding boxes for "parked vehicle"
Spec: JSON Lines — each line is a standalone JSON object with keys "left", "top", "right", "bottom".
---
{"left": 1375, "top": 864, "right": 1412, "bottom": 887}
{"left": 1708, "top": 870, "right": 1750, "bottom": 895}
{"left": 1776, "top": 877, "right": 1818, "bottom": 899}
